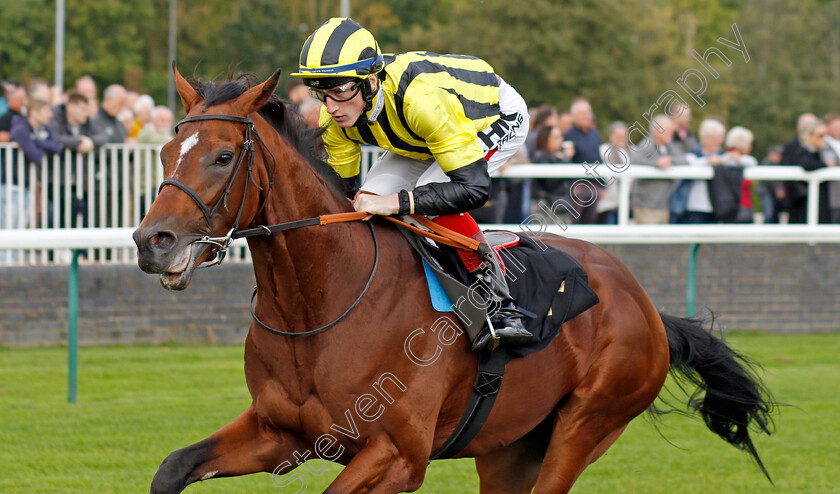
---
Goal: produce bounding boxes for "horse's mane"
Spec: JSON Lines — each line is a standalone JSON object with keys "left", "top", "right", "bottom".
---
{"left": 187, "top": 74, "right": 347, "bottom": 196}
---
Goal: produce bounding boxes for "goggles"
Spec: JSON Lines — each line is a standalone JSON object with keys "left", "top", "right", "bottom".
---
{"left": 310, "top": 80, "right": 364, "bottom": 103}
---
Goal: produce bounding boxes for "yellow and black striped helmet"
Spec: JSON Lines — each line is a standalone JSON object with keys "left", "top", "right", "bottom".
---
{"left": 292, "top": 18, "right": 384, "bottom": 88}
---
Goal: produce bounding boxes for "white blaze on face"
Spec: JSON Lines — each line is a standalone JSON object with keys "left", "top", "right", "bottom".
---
{"left": 174, "top": 131, "right": 199, "bottom": 172}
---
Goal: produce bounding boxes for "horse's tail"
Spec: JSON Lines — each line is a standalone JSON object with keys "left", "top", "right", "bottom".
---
{"left": 656, "top": 311, "right": 775, "bottom": 482}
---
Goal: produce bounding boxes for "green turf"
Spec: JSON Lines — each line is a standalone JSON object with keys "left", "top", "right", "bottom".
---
{"left": 1, "top": 333, "right": 838, "bottom": 493}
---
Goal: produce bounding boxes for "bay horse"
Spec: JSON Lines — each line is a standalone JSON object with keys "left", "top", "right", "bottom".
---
{"left": 133, "top": 67, "right": 774, "bottom": 494}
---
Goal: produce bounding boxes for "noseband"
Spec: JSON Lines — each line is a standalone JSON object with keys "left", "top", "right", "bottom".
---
{"left": 158, "top": 113, "right": 277, "bottom": 266}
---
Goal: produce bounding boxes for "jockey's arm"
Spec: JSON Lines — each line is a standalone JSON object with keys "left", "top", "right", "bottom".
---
{"left": 397, "top": 158, "right": 491, "bottom": 215}
{"left": 397, "top": 83, "right": 492, "bottom": 216}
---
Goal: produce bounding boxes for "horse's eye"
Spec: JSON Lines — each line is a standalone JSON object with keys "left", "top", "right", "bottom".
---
{"left": 216, "top": 152, "right": 234, "bottom": 166}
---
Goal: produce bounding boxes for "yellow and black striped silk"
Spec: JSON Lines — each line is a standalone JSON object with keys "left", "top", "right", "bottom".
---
{"left": 321, "top": 52, "right": 502, "bottom": 179}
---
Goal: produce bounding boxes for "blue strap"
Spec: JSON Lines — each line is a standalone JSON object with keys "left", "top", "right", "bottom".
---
{"left": 298, "top": 55, "right": 383, "bottom": 75}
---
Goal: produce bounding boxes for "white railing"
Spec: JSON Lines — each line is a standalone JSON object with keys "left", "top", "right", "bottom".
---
{"left": 2, "top": 143, "right": 840, "bottom": 265}
{"left": 499, "top": 163, "right": 840, "bottom": 228}
{"left": 1, "top": 143, "right": 165, "bottom": 264}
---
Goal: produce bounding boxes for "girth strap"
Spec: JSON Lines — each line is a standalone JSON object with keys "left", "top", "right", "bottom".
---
{"left": 430, "top": 349, "right": 507, "bottom": 460}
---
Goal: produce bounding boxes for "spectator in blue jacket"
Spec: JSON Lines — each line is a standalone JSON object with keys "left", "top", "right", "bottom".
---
{"left": 1, "top": 99, "right": 60, "bottom": 261}
{"left": 10, "top": 99, "right": 62, "bottom": 170}
{"left": 563, "top": 98, "right": 602, "bottom": 223}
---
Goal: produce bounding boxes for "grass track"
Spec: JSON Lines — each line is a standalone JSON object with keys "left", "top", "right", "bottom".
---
{"left": 1, "top": 332, "right": 838, "bottom": 493}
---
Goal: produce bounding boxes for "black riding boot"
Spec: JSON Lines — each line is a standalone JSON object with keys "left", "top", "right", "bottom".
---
{"left": 470, "top": 248, "right": 533, "bottom": 352}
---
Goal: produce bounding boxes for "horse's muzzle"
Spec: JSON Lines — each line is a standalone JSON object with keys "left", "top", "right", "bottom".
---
{"left": 133, "top": 226, "right": 180, "bottom": 274}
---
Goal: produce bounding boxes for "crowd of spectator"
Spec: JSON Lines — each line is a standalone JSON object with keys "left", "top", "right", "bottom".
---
{"left": 0, "top": 76, "right": 178, "bottom": 257}
{"left": 2, "top": 73, "right": 839, "bottom": 234}
{"left": 483, "top": 98, "right": 840, "bottom": 226}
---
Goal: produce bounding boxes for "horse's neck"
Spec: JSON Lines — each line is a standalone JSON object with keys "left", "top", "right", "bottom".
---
{"left": 248, "top": 148, "right": 372, "bottom": 335}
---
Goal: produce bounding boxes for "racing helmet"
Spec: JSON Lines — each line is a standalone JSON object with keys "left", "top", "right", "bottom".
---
{"left": 291, "top": 17, "right": 384, "bottom": 90}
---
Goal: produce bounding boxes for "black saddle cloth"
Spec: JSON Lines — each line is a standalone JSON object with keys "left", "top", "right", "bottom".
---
{"left": 397, "top": 225, "right": 599, "bottom": 361}
{"left": 495, "top": 233, "right": 600, "bottom": 359}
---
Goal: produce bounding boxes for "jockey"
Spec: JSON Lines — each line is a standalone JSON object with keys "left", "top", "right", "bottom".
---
{"left": 292, "top": 17, "right": 532, "bottom": 351}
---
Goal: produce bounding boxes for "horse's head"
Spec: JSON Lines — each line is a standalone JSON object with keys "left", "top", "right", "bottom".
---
{"left": 133, "top": 65, "right": 281, "bottom": 290}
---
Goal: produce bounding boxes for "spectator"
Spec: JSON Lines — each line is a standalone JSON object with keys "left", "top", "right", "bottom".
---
{"left": 137, "top": 106, "right": 174, "bottom": 144}
{"left": 118, "top": 108, "right": 135, "bottom": 137}
{"left": 724, "top": 126, "right": 758, "bottom": 166}
{"left": 630, "top": 115, "right": 687, "bottom": 224}
{"left": 564, "top": 98, "right": 601, "bottom": 163}
{"left": 285, "top": 78, "right": 310, "bottom": 108}
{"left": 531, "top": 125, "right": 572, "bottom": 209}
{"left": 74, "top": 75, "right": 98, "bottom": 118}
{"left": 9, "top": 98, "right": 61, "bottom": 222}
{"left": 677, "top": 118, "right": 727, "bottom": 224}
{"left": 0, "top": 81, "right": 10, "bottom": 116}
{"left": 0, "top": 83, "right": 27, "bottom": 142}
{"left": 670, "top": 102, "right": 697, "bottom": 154}
{"left": 557, "top": 111, "right": 573, "bottom": 134}
{"left": 50, "top": 92, "right": 108, "bottom": 154}
{"left": 124, "top": 91, "right": 139, "bottom": 114}
{"left": 49, "top": 85, "right": 62, "bottom": 107}
{"left": 758, "top": 145, "right": 785, "bottom": 224}
{"left": 27, "top": 78, "right": 51, "bottom": 103}
{"left": 525, "top": 105, "right": 559, "bottom": 160}
{"left": 298, "top": 97, "right": 323, "bottom": 129}
{"left": 10, "top": 98, "right": 61, "bottom": 169}
{"left": 717, "top": 126, "right": 759, "bottom": 223}
{"left": 92, "top": 84, "right": 129, "bottom": 144}
{"left": 49, "top": 93, "right": 107, "bottom": 229}
{"left": 597, "top": 121, "right": 627, "bottom": 224}
{"left": 563, "top": 98, "right": 601, "bottom": 223}
{"left": 2, "top": 100, "right": 60, "bottom": 261}
{"left": 129, "top": 95, "right": 154, "bottom": 139}
{"left": 136, "top": 106, "right": 174, "bottom": 216}
{"left": 782, "top": 117, "right": 830, "bottom": 223}
{"left": 780, "top": 113, "right": 817, "bottom": 222}
{"left": 822, "top": 113, "right": 840, "bottom": 222}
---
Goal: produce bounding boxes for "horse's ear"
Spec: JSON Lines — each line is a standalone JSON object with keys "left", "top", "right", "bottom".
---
{"left": 173, "top": 62, "right": 202, "bottom": 114}
{"left": 238, "top": 68, "right": 282, "bottom": 115}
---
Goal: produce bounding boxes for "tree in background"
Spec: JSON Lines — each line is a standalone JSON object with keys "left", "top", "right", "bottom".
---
{"left": 1, "top": 0, "right": 839, "bottom": 156}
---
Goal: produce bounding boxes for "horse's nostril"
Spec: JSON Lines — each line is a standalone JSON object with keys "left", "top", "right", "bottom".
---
{"left": 150, "top": 231, "right": 176, "bottom": 251}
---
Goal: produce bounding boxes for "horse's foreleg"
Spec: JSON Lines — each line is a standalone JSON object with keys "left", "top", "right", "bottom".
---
{"left": 475, "top": 424, "right": 550, "bottom": 494}
{"left": 150, "top": 405, "right": 306, "bottom": 494}
{"left": 323, "top": 435, "right": 425, "bottom": 494}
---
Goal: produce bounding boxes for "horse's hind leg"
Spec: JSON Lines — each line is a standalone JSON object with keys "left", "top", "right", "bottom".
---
{"left": 531, "top": 343, "right": 667, "bottom": 493}
{"left": 150, "top": 405, "right": 307, "bottom": 494}
{"left": 475, "top": 424, "right": 549, "bottom": 494}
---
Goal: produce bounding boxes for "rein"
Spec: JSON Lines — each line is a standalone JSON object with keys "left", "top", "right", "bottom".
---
{"left": 250, "top": 220, "right": 379, "bottom": 337}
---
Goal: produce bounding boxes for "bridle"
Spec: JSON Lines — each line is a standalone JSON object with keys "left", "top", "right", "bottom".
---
{"left": 159, "top": 113, "right": 278, "bottom": 267}
{"left": 158, "top": 112, "right": 380, "bottom": 337}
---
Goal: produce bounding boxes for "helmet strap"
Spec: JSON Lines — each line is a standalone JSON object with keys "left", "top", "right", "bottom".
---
{"left": 354, "top": 76, "right": 378, "bottom": 127}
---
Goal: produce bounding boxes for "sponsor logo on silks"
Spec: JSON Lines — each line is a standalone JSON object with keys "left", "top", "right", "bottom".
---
{"left": 479, "top": 112, "right": 524, "bottom": 150}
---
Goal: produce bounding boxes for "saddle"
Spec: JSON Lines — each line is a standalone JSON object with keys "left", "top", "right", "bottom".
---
{"left": 393, "top": 224, "right": 600, "bottom": 461}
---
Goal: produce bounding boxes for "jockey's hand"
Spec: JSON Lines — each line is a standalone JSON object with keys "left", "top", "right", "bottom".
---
{"left": 353, "top": 193, "right": 400, "bottom": 216}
